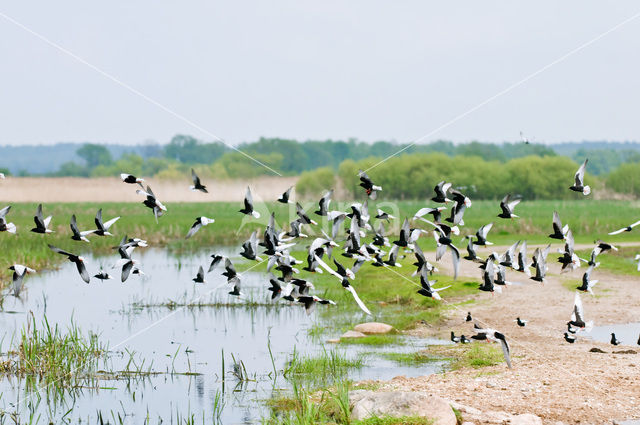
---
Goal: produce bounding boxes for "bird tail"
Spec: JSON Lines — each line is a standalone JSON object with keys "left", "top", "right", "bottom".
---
{"left": 6, "top": 223, "right": 16, "bottom": 234}
{"left": 583, "top": 186, "right": 591, "bottom": 195}
{"left": 252, "top": 211, "right": 261, "bottom": 219}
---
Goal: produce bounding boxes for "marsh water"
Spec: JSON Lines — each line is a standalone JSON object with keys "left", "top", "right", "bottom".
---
{"left": 0, "top": 248, "right": 446, "bottom": 424}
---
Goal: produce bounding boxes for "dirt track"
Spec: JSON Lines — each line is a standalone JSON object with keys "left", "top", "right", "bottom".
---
{"left": 380, "top": 243, "right": 640, "bottom": 424}
{"left": 0, "top": 176, "right": 298, "bottom": 203}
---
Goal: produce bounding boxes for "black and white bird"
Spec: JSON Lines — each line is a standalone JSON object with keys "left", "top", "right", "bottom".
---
{"left": 70, "top": 215, "right": 95, "bottom": 242}
{"left": 473, "top": 223, "right": 494, "bottom": 246}
{"left": 120, "top": 173, "right": 144, "bottom": 187}
{"left": 136, "top": 185, "right": 167, "bottom": 222}
{"left": 239, "top": 186, "right": 260, "bottom": 218}
{"left": 497, "top": 194, "right": 520, "bottom": 219}
{"left": 471, "top": 325, "right": 512, "bottom": 369}
{"left": 31, "top": 204, "right": 53, "bottom": 234}
{"left": 567, "top": 292, "right": 593, "bottom": 333}
{"left": 500, "top": 240, "right": 521, "bottom": 268}
{"left": 296, "top": 203, "right": 318, "bottom": 225}
{"left": 549, "top": 211, "right": 569, "bottom": 240}
{"left": 557, "top": 230, "right": 580, "bottom": 273}
{"left": 449, "top": 189, "right": 472, "bottom": 208}
{"left": 564, "top": 332, "right": 576, "bottom": 343}
{"left": 240, "top": 231, "right": 263, "bottom": 261}
{"left": 314, "top": 255, "right": 371, "bottom": 315}
{"left": 9, "top": 264, "right": 36, "bottom": 297}
{"left": 192, "top": 266, "right": 206, "bottom": 283}
{"left": 569, "top": 158, "right": 590, "bottom": 195}
{"left": 48, "top": 245, "right": 90, "bottom": 283}
{"left": 530, "top": 245, "right": 550, "bottom": 283}
{"left": 93, "top": 209, "right": 120, "bottom": 236}
{"left": 186, "top": 216, "right": 215, "bottom": 239}
{"left": 466, "top": 312, "right": 473, "bottom": 322}
{"left": 431, "top": 181, "right": 452, "bottom": 203}
{"left": 577, "top": 265, "right": 598, "bottom": 295}
{"left": 463, "top": 236, "right": 481, "bottom": 262}
{"left": 314, "top": 190, "right": 333, "bottom": 216}
{"left": 479, "top": 257, "right": 501, "bottom": 294}
{"left": 208, "top": 254, "right": 224, "bottom": 272}
{"left": 358, "top": 170, "right": 382, "bottom": 200}
{"left": 515, "top": 317, "right": 527, "bottom": 327}
{"left": 414, "top": 206, "right": 447, "bottom": 224}
{"left": 608, "top": 220, "right": 640, "bottom": 235}
{"left": 189, "top": 169, "right": 208, "bottom": 193}
{"left": 0, "top": 206, "right": 16, "bottom": 234}
{"left": 375, "top": 209, "right": 395, "bottom": 221}
{"left": 417, "top": 268, "right": 450, "bottom": 300}
{"left": 433, "top": 224, "right": 460, "bottom": 280}
{"left": 93, "top": 271, "right": 113, "bottom": 281}
{"left": 610, "top": 333, "right": 621, "bottom": 346}
{"left": 277, "top": 186, "right": 294, "bottom": 204}
{"left": 516, "top": 241, "right": 530, "bottom": 276}
{"left": 445, "top": 201, "right": 467, "bottom": 226}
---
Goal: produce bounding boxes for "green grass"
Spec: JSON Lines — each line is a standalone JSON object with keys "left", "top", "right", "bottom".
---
{"left": 340, "top": 335, "right": 402, "bottom": 346}
{"left": 353, "top": 417, "right": 434, "bottom": 425}
{"left": 451, "top": 344, "right": 504, "bottom": 369}
{"left": 576, "top": 246, "right": 640, "bottom": 275}
{"left": 284, "top": 349, "right": 365, "bottom": 388}
{"left": 2, "top": 316, "right": 107, "bottom": 386}
{"left": 378, "top": 351, "right": 443, "bottom": 366}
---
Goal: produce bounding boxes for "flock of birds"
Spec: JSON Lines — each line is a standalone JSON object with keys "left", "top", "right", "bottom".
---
{"left": 1, "top": 159, "right": 639, "bottom": 369}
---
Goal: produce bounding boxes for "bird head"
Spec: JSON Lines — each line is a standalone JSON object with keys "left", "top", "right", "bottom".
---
{"left": 78, "top": 256, "right": 85, "bottom": 262}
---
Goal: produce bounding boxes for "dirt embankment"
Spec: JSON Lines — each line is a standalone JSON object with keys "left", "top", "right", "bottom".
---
{"left": 379, "top": 243, "right": 640, "bottom": 424}
{"left": 0, "top": 176, "right": 298, "bottom": 203}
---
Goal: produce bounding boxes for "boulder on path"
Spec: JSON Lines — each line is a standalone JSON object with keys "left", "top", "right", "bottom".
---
{"left": 353, "top": 322, "right": 393, "bottom": 334}
{"left": 349, "top": 390, "right": 456, "bottom": 425}
{"left": 341, "top": 330, "right": 366, "bottom": 339}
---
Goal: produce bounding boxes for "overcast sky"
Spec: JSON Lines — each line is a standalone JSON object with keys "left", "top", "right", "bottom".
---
{"left": 1, "top": 2, "right": 639, "bottom": 146}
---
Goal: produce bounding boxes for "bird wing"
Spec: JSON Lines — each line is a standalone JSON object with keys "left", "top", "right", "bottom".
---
{"left": 608, "top": 227, "right": 627, "bottom": 235}
{"left": 103, "top": 216, "right": 120, "bottom": 230}
{"left": 345, "top": 285, "right": 371, "bottom": 315}
{"left": 331, "top": 214, "right": 346, "bottom": 240}
{"left": 197, "top": 266, "right": 205, "bottom": 281}
{"left": 572, "top": 292, "right": 584, "bottom": 324}
{"left": 70, "top": 214, "right": 81, "bottom": 236}
{"left": 244, "top": 187, "right": 253, "bottom": 210}
{"left": 449, "top": 244, "right": 460, "bottom": 280}
{"left": 76, "top": 261, "right": 90, "bottom": 283}
{"left": 575, "top": 159, "right": 587, "bottom": 185}
{"left": 479, "top": 222, "right": 493, "bottom": 239}
{"left": 630, "top": 220, "right": 640, "bottom": 229}
{"left": 95, "top": 208, "right": 103, "bottom": 230}
{"left": 34, "top": 204, "right": 45, "bottom": 229}
{"left": 48, "top": 244, "right": 74, "bottom": 258}
{"left": 552, "top": 211, "right": 563, "bottom": 234}
{"left": 499, "top": 194, "right": 511, "bottom": 215}
{"left": 496, "top": 332, "right": 512, "bottom": 369}
{"left": 564, "top": 230, "right": 575, "bottom": 255}
{"left": 313, "top": 255, "right": 343, "bottom": 280}
{"left": 225, "top": 258, "right": 236, "bottom": 275}
{"left": 191, "top": 168, "right": 201, "bottom": 186}
{"left": 121, "top": 260, "right": 133, "bottom": 282}
{"left": 0, "top": 205, "right": 10, "bottom": 220}
{"left": 507, "top": 198, "right": 521, "bottom": 212}
{"left": 186, "top": 220, "right": 202, "bottom": 239}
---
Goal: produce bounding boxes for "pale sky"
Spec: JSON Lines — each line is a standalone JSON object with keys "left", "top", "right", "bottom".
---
{"left": 1, "top": 2, "right": 639, "bottom": 146}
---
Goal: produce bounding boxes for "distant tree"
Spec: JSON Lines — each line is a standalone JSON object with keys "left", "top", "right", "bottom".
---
{"left": 163, "top": 134, "right": 227, "bottom": 164}
{"left": 76, "top": 144, "right": 113, "bottom": 168}
{"left": 56, "top": 161, "right": 89, "bottom": 177}
{"left": 607, "top": 162, "right": 640, "bottom": 197}
{"left": 0, "top": 167, "right": 10, "bottom": 176}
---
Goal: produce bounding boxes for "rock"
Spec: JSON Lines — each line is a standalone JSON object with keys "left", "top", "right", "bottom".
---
{"left": 613, "top": 349, "right": 637, "bottom": 354}
{"left": 326, "top": 338, "right": 340, "bottom": 344}
{"left": 349, "top": 391, "right": 456, "bottom": 425}
{"left": 461, "top": 422, "right": 476, "bottom": 425}
{"left": 510, "top": 413, "right": 543, "bottom": 425}
{"left": 590, "top": 347, "right": 607, "bottom": 353}
{"left": 341, "top": 330, "right": 366, "bottom": 339}
{"left": 353, "top": 322, "right": 393, "bottom": 334}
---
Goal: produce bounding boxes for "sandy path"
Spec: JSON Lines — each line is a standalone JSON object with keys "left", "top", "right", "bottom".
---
{"left": 0, "top": 176, "right": 298, "bottom": 203}
{"left": 374, "top": 242, "right": 640, "bottom": 424}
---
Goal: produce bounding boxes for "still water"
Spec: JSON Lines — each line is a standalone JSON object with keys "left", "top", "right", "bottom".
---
{"left": 0, "top": 248, "right": 446, "bottom": 424}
